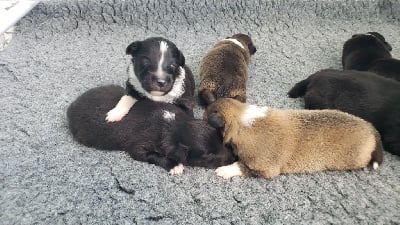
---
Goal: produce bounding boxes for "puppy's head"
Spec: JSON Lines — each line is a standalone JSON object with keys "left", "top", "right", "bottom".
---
{"left": 126, "top": 37, "right": 186, "bottom": 95}
{"left": 228, "top": 33, "right": 257, "bottom": 55}
{"left": 204, "top": 98, "right": 245, "bottom": 130}
{"left": 343, "top": 32, "right": 392, "bottom": 56}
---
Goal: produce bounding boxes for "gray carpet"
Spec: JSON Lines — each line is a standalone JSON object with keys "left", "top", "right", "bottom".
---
{"left": 1, "top": 0, "right": 400, "bottom": 224}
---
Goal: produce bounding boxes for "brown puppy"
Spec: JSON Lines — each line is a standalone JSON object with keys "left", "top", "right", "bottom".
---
{"left": 198, "top": 33, "right": 257, "bottom": 106}
{"left": 204, "top": 98, "right": 383, "bottom": 179}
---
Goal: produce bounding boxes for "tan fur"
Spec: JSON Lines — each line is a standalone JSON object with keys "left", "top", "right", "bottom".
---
{"left": 198, "top": 34, "right": 256, "bottom": 106}
{"left": 205, "top": 98, "right": 383, "bottom": 179}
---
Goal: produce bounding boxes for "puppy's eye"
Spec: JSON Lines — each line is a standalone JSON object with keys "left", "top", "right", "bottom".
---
{"left": 169, "top": 63, "right": 178, "bottom": 72}
{"left": 141, "top": 57, "right": 151, "bottom": 66}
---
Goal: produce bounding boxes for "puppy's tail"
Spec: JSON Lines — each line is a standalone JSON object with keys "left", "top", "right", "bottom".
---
{"left": 287, "top": 78, "right": 310, "bottom": 98}
{"left": 371, "top": 130, "right": 384, "bottom": 170}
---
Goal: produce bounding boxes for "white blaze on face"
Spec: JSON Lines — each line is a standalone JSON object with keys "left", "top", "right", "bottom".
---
{"left": 240, "top": 104, "right": 269, "bottom": 127}
{"left": 156, "top": 41, "right": 169, "bottom": 79}
{"left": 162, "top": 110, "right": 176, "bottom": 121}
{"left": 221, "top": 38, "right": 245, "bottom": 49}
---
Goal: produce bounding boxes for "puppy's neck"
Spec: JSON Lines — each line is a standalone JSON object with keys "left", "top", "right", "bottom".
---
{"left": 221, "top": 38, "right": 245, "bottom": 50}
{"left": 240, "top": 104, "right": 269, "bottom": 127}
{"left": 127, "top": 63, "right": 186, "bottom": 103}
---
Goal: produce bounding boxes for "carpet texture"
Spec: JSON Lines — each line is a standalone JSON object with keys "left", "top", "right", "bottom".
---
{"left": 1, "top": 0, "right": 399, "bottom": 224}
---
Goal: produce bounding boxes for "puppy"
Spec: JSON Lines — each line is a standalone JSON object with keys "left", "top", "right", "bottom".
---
{"left": 204, "top": 98, "right": 383, "bottom": 179}
{"left": 368, "top": 58, "right": 400, "bottom": 82}
{"left": 198, "top": 33, "right": 257, "bottom": 106}
{"left": 106, "top": 37, "right": 195, "bottom": 122}
{"left": 342, "top": 31, "right": 400, "bottom": 81}
{"left": 67, "top": 85, "right": 236, "bottom": 174}
{"left": 342, "top": 32, "right": 392, "bottom": 71}
{"left": 288, "top": 69, "right": 400, "bottom": 156}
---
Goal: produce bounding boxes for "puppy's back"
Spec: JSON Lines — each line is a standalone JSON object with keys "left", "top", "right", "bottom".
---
{"left": 284, "top": 109, "right": 382, "bottom": 172}
{"left": 67, "top": 85, "right": 126, "bottom": 150}
{"left": 67, "top": 85, "right": 181, "bottom": 151}
{"left": 198, "top": 42, "right": 250, "bottom": 106}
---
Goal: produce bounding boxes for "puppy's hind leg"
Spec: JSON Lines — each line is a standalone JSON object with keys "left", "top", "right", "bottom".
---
{"left": 128, "top": 149, "right": 184, "bottom": 174}
{"left": 106, "top": 95, "right": 137, "bottom": 122}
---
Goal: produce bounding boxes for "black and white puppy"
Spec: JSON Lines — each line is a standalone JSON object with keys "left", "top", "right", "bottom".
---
{"left": 106, "top": 37, "right": 195, "bottom": 122}
{"left": 67, "top": 85, "right": 236, "bottom": 174}
{"left": 342, "top": 32, "right": 392, "bottom": 71}
{"left": 288, "top": 69, "right": 400, "bottom": 156}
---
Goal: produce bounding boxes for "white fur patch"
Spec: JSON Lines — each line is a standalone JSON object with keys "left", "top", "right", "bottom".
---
{"left": 240, "top": 104, "right": 269, "bottom": 127}
{"left": 221, "top": 38, "right": 245, "bottom": 49}
{"left": 373, "top": 162, "right": 379, "bottom": 170}
{"left": 127, "top": 63, "right": 186, "bottom": 103}
{"left": 162, "top": 110, "right": 175, "bottom": 121}
{"left": 150, "top": 91, "right": 165, "bottom": 96}
{"left": 105, "top": 95, "right": 137, "bottom": 122}
{"left": 215, "top": 162, "right": 243, "bottom": 179}
{"left": 169, "top": 163, "right": 184, "bottom": 175}
{"left": 156, "top": 41, "right": 169, "bottom": 79}
{"left": 151, "top": 66, "right": 186, "bottom": 103}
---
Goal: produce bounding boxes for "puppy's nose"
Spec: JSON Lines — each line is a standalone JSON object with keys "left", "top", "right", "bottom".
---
{"left": 157, "top": 79, "right": 167, "bottom": 87}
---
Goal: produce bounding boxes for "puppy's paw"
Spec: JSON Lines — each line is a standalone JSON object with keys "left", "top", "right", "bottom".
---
{"left": 169, "top": 163, "right": 184, "bottom": 175}
{"left": 105, "top": 108, "right": 128, "bottom": 122}
{"left": 215, "top": 162, "right": 242, "bottom": 179}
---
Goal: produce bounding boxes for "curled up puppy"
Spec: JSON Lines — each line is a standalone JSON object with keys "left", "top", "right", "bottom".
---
{"left": 342, "top": 31, "right": 400, "bottom": 81}
{"left": 204, "top": 98, "right": 383, "bottom": 179}
{"left": 67, "top": 85, "right": 236, "bottom": 175}
{"left": 198, "top": 33, "right": 257, "bottom": 106}
{"left": 106, "top": 37, "right": 195, "bottom": 122}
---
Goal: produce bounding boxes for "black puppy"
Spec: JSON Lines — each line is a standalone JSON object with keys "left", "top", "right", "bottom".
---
{"left": 106, "top": 37, "right": 195, "bottom": 122}
{"left": 342, "top": 32, "right": 392, "bottom": 70}
{"left": 342, "top": 32, "right": 400, "bottom": 81}
{"left": 67, "top": 85, "right": 236, "bottom": 174}
{"left": 288, "top": 69, "right": 400, "bottom": 156}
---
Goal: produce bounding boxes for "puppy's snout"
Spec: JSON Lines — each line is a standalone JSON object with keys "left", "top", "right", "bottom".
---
{"left": 157, "top": 79, "right": 167, "bottom": 88}
{"left": 151, "top": 75, "right": 173, "bottom": 92}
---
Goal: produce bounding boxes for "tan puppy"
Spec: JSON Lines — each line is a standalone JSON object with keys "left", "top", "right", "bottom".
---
{"left": 198, "top": 34, "right": 257, "bottom": 106}
{"left": 204, "top": 98, "right": 384, "bottom": 179}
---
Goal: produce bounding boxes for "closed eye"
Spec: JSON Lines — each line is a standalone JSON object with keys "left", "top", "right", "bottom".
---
{"left": 140, "top": 56, "right": 151, "bottom": 66}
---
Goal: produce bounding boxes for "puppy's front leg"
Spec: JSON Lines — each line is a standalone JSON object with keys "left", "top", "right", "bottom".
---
{"left": 105, "top": 95, "right": 137, "bottom": 122}
{"left": 215, "top": 161, "right": 244, "bottom": 179}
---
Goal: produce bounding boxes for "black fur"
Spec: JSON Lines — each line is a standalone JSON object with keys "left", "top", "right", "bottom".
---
{"left": 342, "top": 32, "right": 400, "bottom": 81}
{"left": 368, "top": 58, "right": 400, "bottom": 82}
{"left": 67, "top": 85, "right": 236, "bottom": 171}
{"left": 125, "top": 37, "right": 195, "bottom": 115}
{"left": 288, "top": 69, "right": 400, "bottom": 156}
{"left": 342, "top": 32, "right": 392, "bottom": 71}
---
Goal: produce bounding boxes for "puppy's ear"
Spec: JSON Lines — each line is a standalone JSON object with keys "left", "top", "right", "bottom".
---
{"left": 177, "top": 50, "right": 185, "bottom": 66}
{"left": 126, "top": 41, "right": 141, "bottom": 56}
{"left": 248, "top": 43, "right": 257, "bottom": 55}
{"left": 207, "top": 112, "right": 225, "bottom": 129}
{"left": 384, "top": 41, "right": 393, "bottom": 51}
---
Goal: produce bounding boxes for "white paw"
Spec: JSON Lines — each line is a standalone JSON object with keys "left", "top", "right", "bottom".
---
{"left": 169, "top": 163, "right": 184, "bottom": 175}
{"left": 105, "top": 108, "right": 128, "bottom": 122}
{"left": 215, "top": 162, "right": 242, "bottom": 179}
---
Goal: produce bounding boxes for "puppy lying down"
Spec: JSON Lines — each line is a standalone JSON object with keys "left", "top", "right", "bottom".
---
{"left": 342, "top": 32, "right": 400, "bottom": 81}
{"left": 198, "top": 33, "right": 257, "bottom": 106}
{"left": 67, "top": 85, "right": 235, "bottom": 174}
{"left": 204, "top": 98, "right": 383, "bottom": 179}
{"left": 288, "top": 69, "right": 400, "bottom": 156}
{"left": 106, "top": 37, "right": 195, "bottom": 122}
